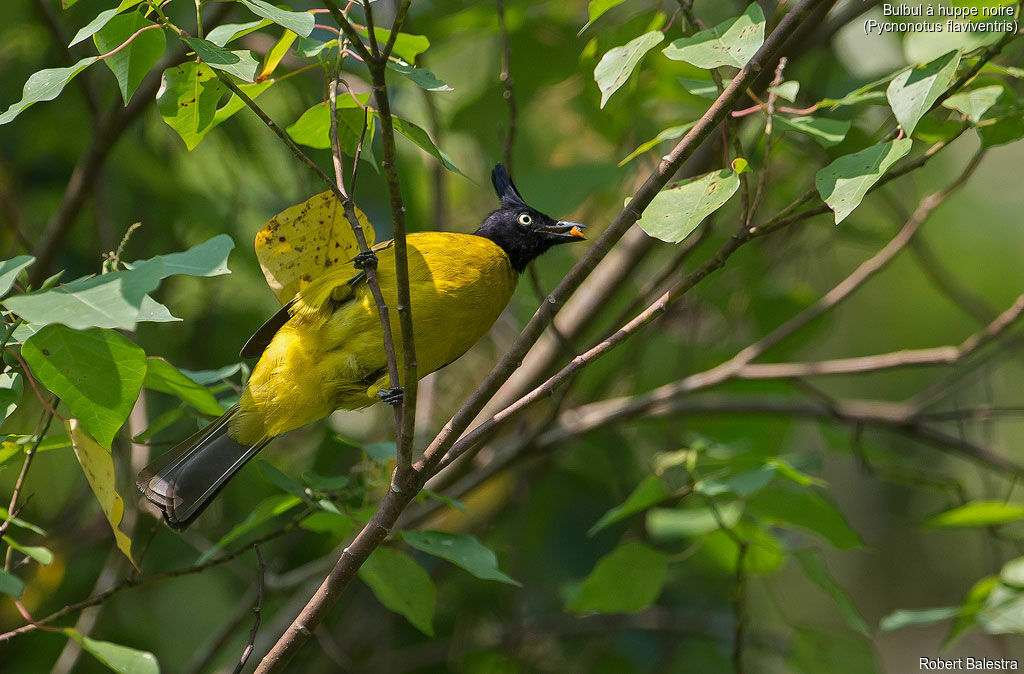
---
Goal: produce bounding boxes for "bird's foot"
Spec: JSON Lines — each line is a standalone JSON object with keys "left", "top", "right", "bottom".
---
{"left": 378, "top": 386, "right": 405, "bottom": 406}
{"left": 352, "top": 250, "right": 378, "bottom": 270}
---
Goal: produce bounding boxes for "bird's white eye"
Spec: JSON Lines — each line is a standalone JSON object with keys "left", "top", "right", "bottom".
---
{"left": 518, "top": 213, "right": 533, "bottom": 226}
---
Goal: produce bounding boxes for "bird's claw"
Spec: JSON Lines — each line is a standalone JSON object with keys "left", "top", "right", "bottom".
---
{"left": 352, "top": 250, "right": 378, "bottom": 270}
{"left": 378, "top": 386, "right": 405, "bottom": 406}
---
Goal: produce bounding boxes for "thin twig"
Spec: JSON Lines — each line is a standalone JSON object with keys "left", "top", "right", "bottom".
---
{"left": 3, "top": 349, "right": 64, "bottom": 421}
{"left": 329, "top": 69, "right": 403, "bottom": 441}
{"left": 542, "top": 395, "right": 1024, "bottom": 475}
{"left": 233, "top": 545, "right": 266, "bottom": 674}
{"left": 359, "top": 0, "right": 419, "bottom": 486}
{"left": 497, "top": 0, "right": 517, "bottom": 173}
{"left": 0, "top": 513, "right": 304, "bottom": 643}
{"left": 0, "top": 407, "right": 55, "bottom": 545}
{"left": 732, "top": 542, "right": 748, "bottom": 674}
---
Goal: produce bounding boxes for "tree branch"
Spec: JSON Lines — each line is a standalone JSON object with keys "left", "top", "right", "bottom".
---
{"left": 418, "top": 0, "right": 832, "bottom": 479}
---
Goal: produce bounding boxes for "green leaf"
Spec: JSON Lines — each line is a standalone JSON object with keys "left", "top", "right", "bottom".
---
{"left": 68, "top": 0, "right": 142, "bottom": 47}
{"left": 5, "top": 237, "right": 229, "bottom": 330}
{"left": 3, "top": 262, "right": 163, "bottom": 331}
{"left": 359, "top": 547, "right": 436, "bottom": 636}
{"left": 294, "top": 36, "right": 335, "bottom": 58}
{"left": 0, "top": 372, "right": 23, "bottom": 424}
{"left": 179, "top": 362, "right": 242, "bottom": 385}
{"left": 948, "top": 575, "right": 998, "bottom": 644}
{"left": 238, "top": 0, "right": 314, "bottom": 38}
{"left": 819, "top": 89, "right": 888, "bottom": 109}
{"left": 198, "top": 493, "right": 302, "bottom": 564}
{"left": 387, "top": 61, "right": 452, "bottom": 92}
{"left": 769, "top": 80, "right": 800, "bottom": 102}
{"left": 979, "top": 114, "right": 1024, "bottom": 148}
{"left": 589, "top": 475, "right": 670, "bottom": 535}
{"left": 787, "top": 627, "right": 879, "bottom": 674}
{"left": 815, "top": 138, "right": 913, "bottom": 224}
{"left": 795, "top": 549, "right": 870, "bottom": 636}
{"left": 751, "top": 486, "right": 863, "bottom": 549}
{"left": 184, "top": 38, "right": 259, "bottom": 82}
{"left": 579, "top": 0, "right": 627, "bottom": 34}
{"left": 301, "top": 470, "right": 349, "bottom": 492}
{"left": 647, "top": 502, "right": 743, "bottom": 541}
{"left": 880, "top": 606, "right": 960, "bottom": 631}
{"left": 594, "top": 31, "right": 664, "bottom": 109}
{"left": 207, "top": 19, "right": 270, "bottom": 47}
{"left": 0, "top": 568, "right": 24, "bottom": 597}
{"left": 619, "top": 122, "right": 696, "bottom": 166}
{"left": 662, "top": 3, "right": 765, "bottom": 69}
{"left": 156, "top": 62, "right": 228, "bottom": 151}
{"left": 390, "top": 116, "right": 464, "bottom": 175}
{"left": 354, "top": 27, "right": 429, "bottom": 63}
{"left": 64, "top": 629, "right": 159, "bottom": 674}
{"left": 286, "top": 98, "right": 373, "bottom": 151}
{"left": 66, "top": 419, "right": 137, "bottom": 568}
{"left": 94, "top": 13, "right": 166, "bottom": 104}
{"left": 402, "top": 531, "right": 521, "bottom": 586}
{"left": 925, "top": 500, "right": 1024, "bottom": 528}
{"left": 766, "top": 457, "right": 826, "bottom": 488}
{"left": 774, "top": 115, "right": 851, "bottom": 147}
{"left": 0, "top": 255, "right": 34, "bottom": 298}
{"left": 942, "top": 84, "right": 1004, "bottom": 124}
{"left": 637, "top": 169, "right": 739, "bottom": 243}
{"left": 133, "top": 406, "right": 184, "bottom": 443}
{"left": 696, "top": 465, "right": 775, "bottom": 498}
{"left": 144, "top": 357, "right": 222, "bottom": 415}
{"left": 2, "top": 535, "right": 54, "bottom": 565}
{"left": 567, "top": 541, "right": 668, "bottom": 613}
{"left": 979, "top": 556, "right": 1024, "bottom": 634}
{"left": 23, "top": 326, "right": 146, "bottom": 448}
{"left": 128, "top": 234, "right": 234, "bottom": 279}
{"left": 299, "top": 511, "right": 355, "bottom": 537}
{"left": 886, "top": 50, "right": 961, "bottom": 135}
{"left": 362, "top": 440, "right": 396, "bottom": 463}
{"left": 257, "top": 460, "right": 307, "bottom": 498}
{"left": 0, "top": 506, "right": 46, "bottom": 535}
{"left": 678, "top": 77, "right": 718, "bottom": 99}
{"left": 211, "top": 80, "right": 276, "bottom": 139}
{"left": 0, "top": 56, "right": 98, "bottom": 126}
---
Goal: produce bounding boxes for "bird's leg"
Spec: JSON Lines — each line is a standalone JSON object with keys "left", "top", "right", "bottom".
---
{"left": 377, "top": 387, "right": 405, "bottom": 406}
{"left": 352, "top": 250, "right": 378, "bottom": 270}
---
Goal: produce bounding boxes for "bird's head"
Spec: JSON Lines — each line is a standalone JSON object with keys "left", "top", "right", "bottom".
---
{"left": 475, "top": 164, "right": 586, "bottom": 273}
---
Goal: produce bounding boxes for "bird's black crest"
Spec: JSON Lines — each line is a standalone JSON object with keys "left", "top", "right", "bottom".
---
{"left": 491, "top": 163, "right": 526, "bottom": 208}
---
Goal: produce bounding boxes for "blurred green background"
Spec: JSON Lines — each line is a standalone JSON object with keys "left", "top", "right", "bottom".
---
{"left": 2, "top": 0, "right": 1024, "bottom": 672}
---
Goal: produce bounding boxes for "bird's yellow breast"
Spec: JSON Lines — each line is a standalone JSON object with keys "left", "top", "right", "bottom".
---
{"left": 233, "top": 232, "right": 517, "bottom": 442}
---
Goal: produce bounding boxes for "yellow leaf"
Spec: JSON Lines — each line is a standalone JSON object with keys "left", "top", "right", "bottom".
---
{"left": 255, "top": 191, "right": 375, "bottom": 304}
{"left": 258, "top": 30, "right": 297, "bottom": 82}
{"left": 65, "top": 419, "right": 138, "bottom": 570}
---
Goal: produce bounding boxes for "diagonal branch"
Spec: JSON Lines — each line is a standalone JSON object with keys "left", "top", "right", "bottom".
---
{"left": 417, "top": 0, "right": 832, "bottom": 478}
{"left": 429, "top": 123, "right": 986, "bottom": 475}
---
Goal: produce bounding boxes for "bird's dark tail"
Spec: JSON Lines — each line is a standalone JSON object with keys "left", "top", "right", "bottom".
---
{"left": 136, "top": 405, "right": 270, "bottom": 529}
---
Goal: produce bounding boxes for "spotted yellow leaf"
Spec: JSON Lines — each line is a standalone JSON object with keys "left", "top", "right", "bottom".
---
{"left": 65, "top": 419, "right": 137, "bottom": 569}
{"left": 255, "top": 191, "right": 375, "bottom": 304}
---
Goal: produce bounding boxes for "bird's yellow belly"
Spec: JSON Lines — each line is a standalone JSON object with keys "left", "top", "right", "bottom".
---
{"left": 232, "top": 232, "right": 517, "bottom": 443}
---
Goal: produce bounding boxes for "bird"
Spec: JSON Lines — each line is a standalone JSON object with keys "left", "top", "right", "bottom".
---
{"left": 137, "top": 164, "right": 586, "bottom": 529}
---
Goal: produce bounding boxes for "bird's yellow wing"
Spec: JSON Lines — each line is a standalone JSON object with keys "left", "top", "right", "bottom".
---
{"left": 254, "top": 191, "right": 375, "bottom": 305}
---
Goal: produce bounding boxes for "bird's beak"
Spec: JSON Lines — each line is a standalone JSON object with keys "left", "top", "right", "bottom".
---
{"left": 539, "top": 221, "right": 587, "bottom": 241}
